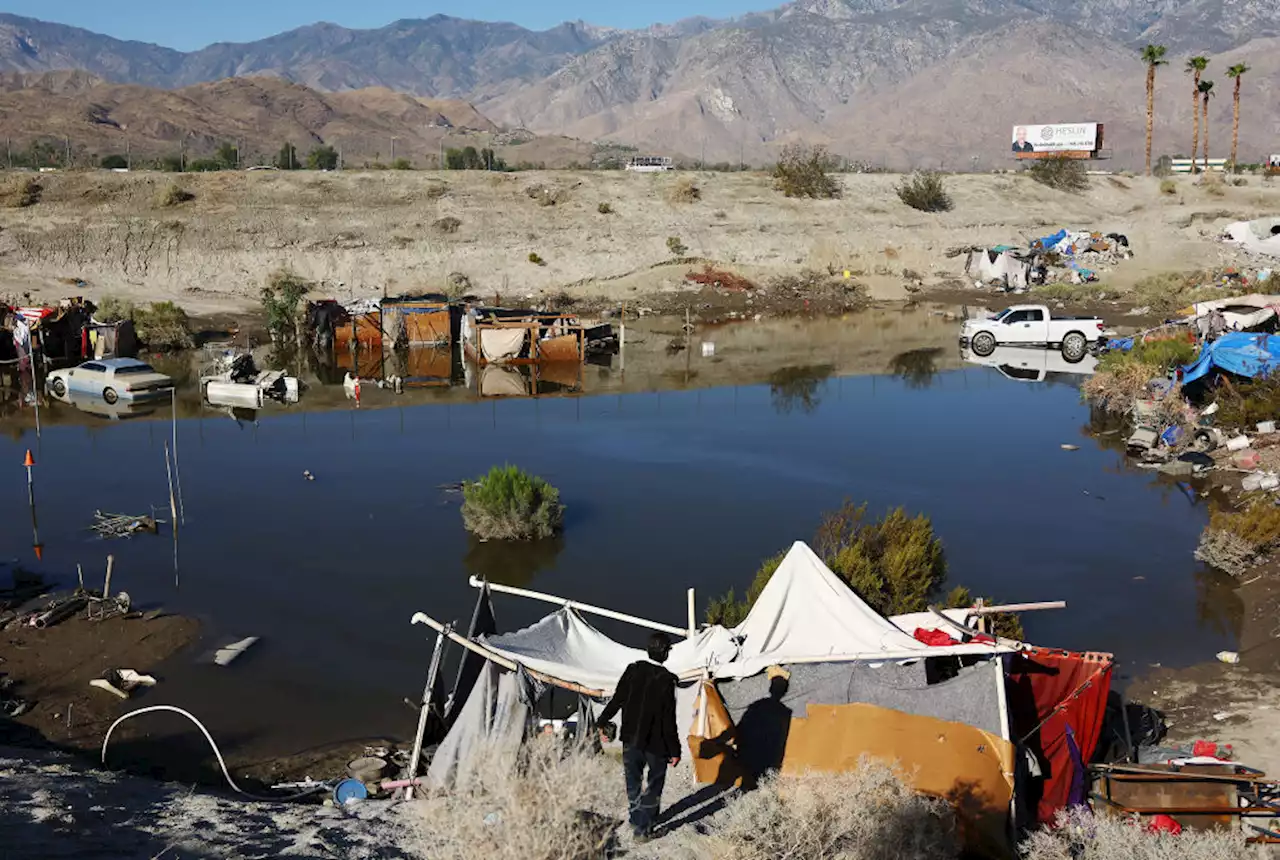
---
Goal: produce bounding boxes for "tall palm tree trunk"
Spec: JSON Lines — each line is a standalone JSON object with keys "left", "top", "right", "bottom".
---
{"left": 1192, "top": 72, "right": 1201, "bottom": 172}
{"left": 1145, "top": 65, "right": 1156, "bottom": 175}
{"left": 1202, "top": 94, "right": 1210, "bottom": 168}
{"left": 1231, "top": 76, "right": 1242, "bottom": 168}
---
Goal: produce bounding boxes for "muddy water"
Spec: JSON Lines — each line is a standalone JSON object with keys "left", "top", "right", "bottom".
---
{"left": 0, "top": 306, "right": 1235, "bottom": 770}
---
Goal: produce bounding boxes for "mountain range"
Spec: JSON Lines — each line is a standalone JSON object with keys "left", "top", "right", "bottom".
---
{"left": 1, "top": 3, "right": 1277, "bottom": 168}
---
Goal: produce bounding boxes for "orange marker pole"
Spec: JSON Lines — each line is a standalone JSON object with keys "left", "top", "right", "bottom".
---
{"left": 23, "top": 449, "right": 40, "bottom": 560}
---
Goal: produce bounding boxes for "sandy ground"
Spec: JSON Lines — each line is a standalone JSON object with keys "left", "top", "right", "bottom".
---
{"left": 2, "top": 170, "right": 1277, "bottom": 316}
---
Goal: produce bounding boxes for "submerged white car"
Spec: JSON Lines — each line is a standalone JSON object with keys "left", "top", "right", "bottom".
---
{"left": 47, "top": 358, "right": 173, "bottom": 404}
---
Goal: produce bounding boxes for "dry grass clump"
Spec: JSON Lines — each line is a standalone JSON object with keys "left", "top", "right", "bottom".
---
{"left": 1160, "top": 179, "right": 1178, "bottom": 195}
{"left": 1129, "top": 270, "right": 1239, "bottom": 314}
{"left": 3, "top": 176, "right": 42, "bottom": 208}
{"left": 1020, "top": 807, "right": 1265, "bottom": 860}
{"left": 425, "top": 183, "right": 449, "bottom": 200}
{"left": 1082, "top": 362, "right": 1184, "bottom": 418}
{"left": 597, "top": 202, "right": 615, "bottom": 214}
{"left": 773, "top": 144, "right": 841, "bottom": 199}
{"left": 895, "top": 172, "right": 952, "bottom": 212}
{"left": 1197, "top": 499, "right": 1280, "bottom": 576}
{"left": 461, "top": 465, "right": 564, "bottom": 541}
{"left": 666, "top": 177, "right": 702, "bottom": 204}
{"left": 1214, "top": 377, "right": 1280, "bottom": 429}
{"left": 434, "top": 216, "right": 462, "bottom": 234}
{"left": 1028, "top": 156, "right": 1088, "bottom": 193}
{"left": 410, "top": 740, "right": 620, "bottom": 860}
{"left": 155, "top": 182, "right": 195, "bottom": 207}
{"left": 1198, "top": 171, "right": 1226, "bottom": 197}
{"left": 526, "top": 184, "right": 568, "bottom": 207}
{"left": 678, "top": 762, "right": 956, "bottom": 860}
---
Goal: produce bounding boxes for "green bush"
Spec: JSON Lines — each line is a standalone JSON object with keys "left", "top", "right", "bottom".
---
{"left": 155, "top": 183, "right": 195, "bottom": 207}
{"left": 1216, "top": 377, "right": 1280, "bottom": 429}
{"left": 1160, "top": 179, "right": 1178, "bottom": 195}
{"left": 706, "top": 552, "right": 784, "bottom": 626}
{"left": 895, "top": 171, "right": 952, "bottom": 212}
{"left": 596, "top": 202, "right": 614, "bottom": 214}
{"left": 433, "top": 216, "right": 462, "bottom": 234}
{"left": 391, "top": 158, "right": 412, "bottom": 170}
{"left": 99, "top": 154, "right": 128, "bottom": 170}
{"left": 1028, "top": 156, "right": 1088, "bottom": 192}
{"left": 1097, "top": 337, "right": 1198, "bottom": 374}
{"left": 95, "top": 295, "right": 136, "bottom": 324}
{"left": 461, "top": 465, "right": 564, "bottom": 541}
{"left": 772, "top": 144, "right": 841, "bottom": 199}
{"left": 185, "top": 158, "right": 223, "bottom": 173}
{"left": 260, "top": 269, "right": 311, "bottom": 342}
{"left": 528, "top": 252, "right": 545, "bottom": 266}
{"left": 666, "top": 236, "right": 688, "bottom": 256}
{"left": 306, "top": 145, "right": 338, "bottom": 171}
{"left": 133, "top": 301, "right": 194, "bottom": 349}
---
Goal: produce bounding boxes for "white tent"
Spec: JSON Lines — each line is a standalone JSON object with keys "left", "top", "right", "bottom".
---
{"left": 475, "top": 541, "right": 1005, "bottom": 695}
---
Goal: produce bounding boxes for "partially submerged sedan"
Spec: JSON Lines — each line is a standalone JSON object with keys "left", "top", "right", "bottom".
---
{"left": 47, "top": 358, "right": 173, "bottom": 404}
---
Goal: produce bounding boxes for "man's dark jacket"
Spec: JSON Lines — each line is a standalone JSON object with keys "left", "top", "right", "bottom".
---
{"left": 598, "top": 660, "right": 680, "bottom": 759}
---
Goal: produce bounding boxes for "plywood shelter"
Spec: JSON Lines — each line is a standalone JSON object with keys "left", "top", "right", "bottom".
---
{"left": 414, "top": 541, "right": 1112, "bottom": 843}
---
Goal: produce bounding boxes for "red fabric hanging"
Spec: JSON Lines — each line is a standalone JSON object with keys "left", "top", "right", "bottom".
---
{"left": 912, "top": 627, "right": 959, "bottom": 647}
{"left": 1006, "top": 648, "right": 1114, "bottom": 824}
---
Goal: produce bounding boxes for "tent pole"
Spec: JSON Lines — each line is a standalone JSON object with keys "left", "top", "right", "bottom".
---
{"left": 687, "top": 588, "right": 696, "bottom": 637}
{"left": 994, "top": 652, "right": 1016, "bottom": 833}
{"left": 969, "top": 601, "right": 1065, "bottom": 615}
{"left": 929, "top": 606, "right": 1025, "bottom": 650}
{"left": 406, "top": 623, "right": 450, "bottom": 800}
{"left": 411, "top": 611, "right": 606, "bottom": 697}
{"left": 465, "top": 576, "right": 689, "bottom": 637}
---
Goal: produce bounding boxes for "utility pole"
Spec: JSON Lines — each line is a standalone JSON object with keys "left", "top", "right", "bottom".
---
{"left": 390, "top": 136, "right": 396, "bottom": 163}
{"left": 237, "top": 138, "right": 242, "bottom": 169}
{"left": 126, "top": 136, "right": 131, "bottom": 170}
{"left": 65, "top": 136, "right": 71, "bottom": 169}
{"left": 180, "top": 136, "right": 186, "bottom": 172}
{"left": 6, "top": 137, "right": 10, "bottom": 170}
{"left": 700, "top": 138, "right": 705, "bottom": 170}
{"left": 338, "top": 144, "right": 343, "bottom": 171}
{"left": 439, "top": 139, "right": 445, "bottom": 170}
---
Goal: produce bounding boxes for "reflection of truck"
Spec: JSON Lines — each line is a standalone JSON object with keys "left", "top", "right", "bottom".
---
{"left": 961, "top": 345, "right": 1098, "bottom": 382}
{"left": 958, "top": 305, "right": 1107, "bottom": 362}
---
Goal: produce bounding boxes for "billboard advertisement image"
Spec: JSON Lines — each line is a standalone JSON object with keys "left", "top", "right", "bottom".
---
{"left": 1011, "top": 124, "right": 1099, "bottom": 156}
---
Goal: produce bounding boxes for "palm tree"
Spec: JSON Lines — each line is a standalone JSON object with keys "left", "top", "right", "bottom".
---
{"left": 1227, "top": 63, "right": 1250, "bottom": 169}
{"left": 1199, "top": 80, "right": 1216, "bottom": 169}
{"left": 1185, "top": 56, "right": 1209, "bottom": 172}
{"left": 1141, "top": 44, "right": 1168, "bottom": 175}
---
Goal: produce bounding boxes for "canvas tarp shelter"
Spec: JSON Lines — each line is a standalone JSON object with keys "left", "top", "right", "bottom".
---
{"left": 966, "top": 249, "right": 1031, "bottom": 290}
{"left": 1223, "top": 218, "right": 1280, "bottom": 257}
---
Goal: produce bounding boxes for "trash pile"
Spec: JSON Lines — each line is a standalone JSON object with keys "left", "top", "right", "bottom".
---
{"left": 956, "top": 229, "right": 1133, "bottom": 292}
{"left": 200, "top": 349, "right": 301, "bottom": 408}
{"left": 89, "top": 510, "right": 161, "bottom": 540}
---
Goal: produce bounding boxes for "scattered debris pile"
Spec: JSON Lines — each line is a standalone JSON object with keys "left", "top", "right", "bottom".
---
{"left": 200, "top": 349, "right": 301, "bottom": 409}
{"left": 89, "top": 510, "right": 161, "bottom": 540}
{"left": 955, "top": 229, "right": 1133, "bottom": 292}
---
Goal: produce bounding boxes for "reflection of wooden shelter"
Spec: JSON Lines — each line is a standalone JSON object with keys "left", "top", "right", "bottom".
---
{"left": 468, "top": 361, "right": 583, "bottom": 398}
{"left": 381, "top": 296, "right": 455, "bottom": 346}
{"left": 336, "top": 346, "right": 384, "bottom": 379}
{"left": 462, "top": 308, "right": 585, "bottom": 366}
{"left": 334, "top": 311, "right": 383, "bottom": 350}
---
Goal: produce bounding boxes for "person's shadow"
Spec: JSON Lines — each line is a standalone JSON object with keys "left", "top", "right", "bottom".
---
{"left": 735, "top": 676, "right": 792, "bottom": 789}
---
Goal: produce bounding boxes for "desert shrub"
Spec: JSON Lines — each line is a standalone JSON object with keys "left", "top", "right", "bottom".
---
{"left": 666, "top": 235, "right": 688, "bottom": 256}
{"left": 4, "top": 177, "right": 42, "bottom": 208}
{"left": 895, "top": 171, "right": 952, "bottom": 212}
{"left": 433, "top": 216, "right": 462, "bottom": 234}
{"left": 666, "top": 177, "right": 701, "bottom": 203}
{"left": 1199, "top": 172, "right": 1226, "bottom": 197}
{"left": 528, "top": 252, "right": 546, "bottom": 266}
{"left": 596, "top": 201, "right": 614, "bottom": 214}
{"left": 260, "top": 269, "right": 311, "bottom": 342}
{"left": 425, "top": 183, "right": 449, "bottom": 200}
{"left": 525, "top": 184, "right": 567, "bottom": 206}
{"left": 461, "top": 465, "right": 564, "bottom": 541}
{"left": 1129, "top": 270, "right": 1240, "bottom": 313}
{"left": 1097, "top": 337, "right": 1198, "bottom": 375}
{"left": 772, "top": 144, "right": 841, "bottom": 199}
{"left": 1160, "top": 179, "right": 1178, "bottom": 195}
{"left": 185, "top": 158, "right": 223, "bottom": 173}
{"left": 94, "top": 295, "right": 136, "bottom": 324}
{"left": 391, "top": 158, "right": 412, "bottom": 170}
{"left": 1021, "top": 806, "right": 1266, "bottom": 860}
{"left": 444, "top": 272, "right": 473, "bottom": 299}
{"left": 684, "top": 762, "right": 956, "bottom": 860}
{"left": 941, "top": 585, "right": 1025, "bottom": 640}
{"left": 133, "top": 301, "right": 194, "bottom": 349}
{"left": 816, "top": 502, "right": 947, "bottom": 616}
{"left": 99, "top": 154, "right": 128, "bottom": 170}
{"left": 155, "top": 182, "right": 195, "bottom": 207}
{"left": 410, "top": 739, "right": 618, "bottom": 860}
{"left": 1028, "top": 156, "right": 1088, "bottom": 193}
{"left": 1030, "top": 282, "right": 1115, "bottom": 302}
{"left": 713, "top": 210, "right": 727, "bottom": 219}
{"left": 1215, "top": 376, "right": 1280, "bottom": 429}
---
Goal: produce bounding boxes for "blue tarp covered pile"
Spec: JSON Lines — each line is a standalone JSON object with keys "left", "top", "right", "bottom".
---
{"left": 1180, "top": 332, "right": 1280, "bottom": 385}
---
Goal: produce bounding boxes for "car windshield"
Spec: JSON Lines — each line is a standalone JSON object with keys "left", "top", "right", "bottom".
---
{"left": 113, "top": 364, "right": 156, "bottom": 375}
{"left": 990, "top": 308, "right": 1011, "bottom": 321}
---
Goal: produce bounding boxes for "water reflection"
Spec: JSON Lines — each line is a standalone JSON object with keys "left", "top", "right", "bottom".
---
{"left": 463, "top": 536, "right": 565, "bottom": 587}
{"left": 888, "top": 348, "right": 944, "bottom": 390}
{"left": 1195, "top": 568, "right": 1245, "bottom": 639}
{"left": 767, "top": 364, "right": 834, "bottom": 415}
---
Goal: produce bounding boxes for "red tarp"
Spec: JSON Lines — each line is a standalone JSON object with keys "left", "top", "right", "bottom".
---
{"left": 1006, "top": 648, "right": 1114, "bottom": 824}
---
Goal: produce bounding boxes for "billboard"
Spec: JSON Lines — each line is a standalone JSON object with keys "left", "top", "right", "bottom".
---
{"left": 1011, "top": 123, "right": 1099, "bottom": 157}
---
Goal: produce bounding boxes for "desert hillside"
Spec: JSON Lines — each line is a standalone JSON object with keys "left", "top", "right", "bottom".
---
{"left": 1, "top": 169, "right": 1275, "bottom": 315}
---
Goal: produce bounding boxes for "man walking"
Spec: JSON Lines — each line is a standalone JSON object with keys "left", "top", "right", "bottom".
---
{"left": 598, "top": 632, "right": 681, "bottom": 841}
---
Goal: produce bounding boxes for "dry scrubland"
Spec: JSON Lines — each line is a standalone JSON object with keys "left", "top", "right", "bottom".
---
{"left": 4, "top": 743, "right": 1262, "bottom": 860}
{"left": 1, "top": 170, "right": 1278, "bottom": 315}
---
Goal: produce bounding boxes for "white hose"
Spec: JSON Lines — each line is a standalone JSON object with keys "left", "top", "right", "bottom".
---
{"left": 101, "top": 704, "right": 326, "bottom": 801}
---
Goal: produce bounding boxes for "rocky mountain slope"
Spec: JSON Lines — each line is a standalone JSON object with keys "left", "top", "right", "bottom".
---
{"left": 2, "top": 3, "right": 1277, "bottom": 167}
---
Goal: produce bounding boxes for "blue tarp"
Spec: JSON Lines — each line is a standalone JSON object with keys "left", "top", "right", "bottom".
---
{"left": 1106, "top": 337, "right": 1135, "bottom": 352}
{"left": 1032, "top": 230, "right": 1068, "bottom": 252}
{"left": 1180, "top": 332, "right": 1280, "bottom": 385}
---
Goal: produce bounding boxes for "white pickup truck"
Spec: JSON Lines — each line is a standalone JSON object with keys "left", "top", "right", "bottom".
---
{"left": 959, "top": 305, "right": 1106, "bottom": 363}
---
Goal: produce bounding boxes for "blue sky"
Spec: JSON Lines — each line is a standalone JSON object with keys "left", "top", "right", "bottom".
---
{"left": 9, "top": 1, "right": 770, "bottom": 51}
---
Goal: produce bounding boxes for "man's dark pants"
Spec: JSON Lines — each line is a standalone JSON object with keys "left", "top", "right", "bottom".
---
{"left": 622, "top": 746, "right": 667, "bottom": 835}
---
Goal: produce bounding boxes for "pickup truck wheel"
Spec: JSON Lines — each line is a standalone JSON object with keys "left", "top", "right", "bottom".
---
{"left": 51, "top": 378, "right": 66, "bottom": 397}
{"left": 970, "top": 331, "right": 997, "bottom": 357}
{"left": 102, "top": 387, "right": 119, "bottom": 405}
{"left": 1061, "top": 332, "right": 1087, "bottom": 363}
